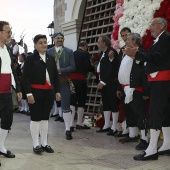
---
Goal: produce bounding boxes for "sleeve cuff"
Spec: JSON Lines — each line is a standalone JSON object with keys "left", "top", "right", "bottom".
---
{"left": 100, "top": 81, "right": 106, "bottom": 85}
{"left": 26, "top": 93, "right": 33, "bottom": 97}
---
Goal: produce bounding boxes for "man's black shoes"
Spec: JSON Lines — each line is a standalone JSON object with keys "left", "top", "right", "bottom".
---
{"left": 42, "top": 145, "right": 54, "bottom": 153}
{"left": 158, "top": 149, "right": 170, "bottom": 155}
{"left": 0, "top": 150, "right": 15, "bottom": 158}
{"left": 135, "top": 139, "right": 149, "bottom": 150}
{"left": 134, "top": 151, "right": 158, "bottom": 161}
{"left": 66, "top": 130, "right": 73, "bottom": 140}
{"left": 107, "top": 129, "right": 117, "bottom": 136}
{"left": 33, "top": 146, "right": 43, "bottom": 154}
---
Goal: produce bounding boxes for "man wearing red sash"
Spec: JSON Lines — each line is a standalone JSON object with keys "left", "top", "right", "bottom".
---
{"left": 124, "top": 17, "right": 170, "bottom": 161}
{"left": 0, "top": 21, "right": 22, "bottom": 159}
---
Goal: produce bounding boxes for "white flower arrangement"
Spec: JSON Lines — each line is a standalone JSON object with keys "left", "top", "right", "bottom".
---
{"left": 118, "top": 0, "right": 163, "bottom": 47}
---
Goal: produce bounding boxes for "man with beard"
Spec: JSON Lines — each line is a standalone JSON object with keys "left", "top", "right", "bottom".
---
{"left": 47, "top": 32, "right": 75, "bottom": 140}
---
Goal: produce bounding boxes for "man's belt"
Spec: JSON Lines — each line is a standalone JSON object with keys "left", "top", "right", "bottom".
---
{"left": 121, "top": 84, "right": 143, "bottom": 92}
{"left": 148, "top": 70, "right": 170, "bottom": 81}
{"left": 30, "top": 81, "right": 53, "bottom": 90}
{"left": 59, "top": 75, "right": 68, "bottom": 83}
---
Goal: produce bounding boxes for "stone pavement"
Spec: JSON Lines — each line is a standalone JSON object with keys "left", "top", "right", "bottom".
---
{"left": 0, "top": 113, "right": 170, "bottom": 170}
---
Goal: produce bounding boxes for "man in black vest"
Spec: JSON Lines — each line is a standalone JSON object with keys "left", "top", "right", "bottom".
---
{"left": 96, "top": 36, "right": 120, "bottom": 135}
{"left": 0, "top": 21, "right": 22, "bottom": 159}
{"left": 124, "top": 17, "right": 170, "bottom": 161}
{"left": 69, "top": 41, "right": 94, "bottom": 131}
{"left": 117, "top": 33, "right": 149, "bottom": 150}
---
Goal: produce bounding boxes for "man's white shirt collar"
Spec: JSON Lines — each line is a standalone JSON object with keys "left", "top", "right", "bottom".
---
{"left": 153, "top": 31, "right": 165, "bottom": 44}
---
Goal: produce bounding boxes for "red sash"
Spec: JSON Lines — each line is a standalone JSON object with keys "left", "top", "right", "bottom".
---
{"left": 69, "top": 73, "right": 86, "bottom": 80}
{"left": 148, "top": 70, "right": 170, "bottom": 81}
{"left": 121, "top": 84, "right": 143, "bottom": 92}
{"left": 30, "top": 81, "right": 53, "bottom": 90}
{"left": 0, "top": 73, "right": 11, "bottom": 94}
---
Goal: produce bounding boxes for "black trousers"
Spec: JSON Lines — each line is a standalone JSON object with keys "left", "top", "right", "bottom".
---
{"left": 0, "top": 93, "right": 13, "bottom": 130}
{"left": 122, "top": 90, "right": 147, "bottom": 130}
{"left": 101, "top": 82, "right": 119, "bottom": 112}
{"left": 29, "top": 89, "right": 55, "bottom": 121}
{"left": 149, "top": 81, "right": 170, "bottom": 130}
{"left": 70, "top": 80, "right": 87, "bottom": 107}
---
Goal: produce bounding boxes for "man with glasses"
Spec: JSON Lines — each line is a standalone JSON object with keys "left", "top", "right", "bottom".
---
{"left": 47, "top": 32, "right": 75, "bottom": 140}
{"left": 124, "top": 17, "right": 170, "bottom": 161}
{"left": 0, "top": 21, "right": 22, "bottom": 159}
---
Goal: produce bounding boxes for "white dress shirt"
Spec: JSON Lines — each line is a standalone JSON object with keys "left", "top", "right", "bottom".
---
{"left": 118, "top": 55, "right": 134, "bottom": 104}
{"left": 39, "top": 53, "right": 51, "bottom": 85}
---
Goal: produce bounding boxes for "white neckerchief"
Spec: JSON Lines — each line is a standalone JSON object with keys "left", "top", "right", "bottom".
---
{"left": 39, "top": 53, "right": 51, "bottom": 85}
{"left": 55, "top": 46, "right": 62, "bottom": 53}
{"left": 0, "top": 45, "right": 15, "bottom": 88}
{"left": 118, "top": 55, "right": 133, "bottom": 85}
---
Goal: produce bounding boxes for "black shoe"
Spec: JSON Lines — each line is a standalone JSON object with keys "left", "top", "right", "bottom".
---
{"left": 54, "top": 115, "right": 62, "bottom": 121}
{"left": 33, "top": 146, "right": 43, "bottom": 154}
{"left": 66, "top": 130, "right": 73, "bottom": 140}
{"left": 119, "top": 136, "right": 138, "bottom": 143}
{"left": 158, "top": 149, "right": 170, "bottom": 155}
{"left": 70, "top": 126, "right": 75, "bottom": 132}
{"left": 0, "top": 150, "right": 15, "bottom": 158}
{"left": 60, "top": 117, "right": 64, "bottom": 122}
{"left": 135, "top": 139, "right": 149, "bottom": 150}
{"left": 13, "top": 107, "right": 19, "bottom": 112}
{"left": 114, "top": 131, "right": 129, "bottom": 137}
{"left": 51, "top": 114, "right": 58, "bottom": 118}
{"left": 96, "top": 127, "right": 110, "bottom": 132}
{"left": 107, "top": 129, "right": 118, "bottom": 136}
{"left": 26, "top": 111, "right": 30, "bottom": 116}
{"left": 134, "top": 151, "right": 158, "bottom": 161}
{"left": 76, "top": 125, "right": 91, "bottom": 130}
{"left": 20, "top": 110, "right": 26, "bottom": 114}
{"left": 42, "top": 145, "right": 54, "bottom": 153}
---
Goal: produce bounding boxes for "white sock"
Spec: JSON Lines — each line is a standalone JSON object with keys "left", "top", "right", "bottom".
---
{"left": 70, "top": 105, "right": 75, "bottom": 127}
{"left": 135, "top": 127, "right": 139, "bottom": 137}
{"left": 63, "top": 111, "right": 71, "bottom": 131}
{"left": 20, "top": 99, "right": 25, "bottom": 111}
{"left": 145, "top": 129, "right": 160, "bottom": 157}
{"left": 111, "top": 112, "right": 119, "bottom": 131}
{"left": 158, "top": 127, "right": 170, "bottom": 152}
{"left": 30, "top": 121, "right": 40, "bottom": 148}
{"left": 129, "top": 127, "right": 137, "bottom": 138}
{"left": 58, "top": 107, "right": 62, "bottom": 117}
{"left": 77, "top": 107, "right": 84, "bottom": 126}
{"left": 0, "top": 128, "right": 8, "bottom": 153}
{"left": 141, "top": 129, "right": 148, "bottom": 142}
{"left": 52, "top": 101, "right": 58, "bottom": 116}
{"left": 40, "top": 120, "right": 48, "bottom": 147}
{"left": 24, "top": 100, "right": 29, "bottom": 112}
{"left": 103, "top": 111, "right": 111, "bottom": 129}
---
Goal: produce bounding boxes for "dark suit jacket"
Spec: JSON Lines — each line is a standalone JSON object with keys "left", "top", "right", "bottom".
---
{"left": 100, "top": 47, "right": 120, "bottom": 84}
{"left": 47, "top": 46, "right": 75, "bottom": 76}
{"left": 23, "top": 50, "right": 60, "bottom": 94}
{"left": 73, "top": 48, "right": 94, "bottom": 75}
{"left": 135, "top": 31, "right": 170, "bottom": 74}
{"left": 0, "top": 45, "right": 21, "bottom": 93}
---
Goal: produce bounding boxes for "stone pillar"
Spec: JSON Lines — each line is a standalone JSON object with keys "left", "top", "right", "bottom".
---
{"left": 61, "top": 19, "right": 82, "bottom": 51}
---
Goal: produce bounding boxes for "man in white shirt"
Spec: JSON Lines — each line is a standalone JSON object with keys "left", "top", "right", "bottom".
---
{"left": 0, "top": 21, "right": 22, "bottom": 159}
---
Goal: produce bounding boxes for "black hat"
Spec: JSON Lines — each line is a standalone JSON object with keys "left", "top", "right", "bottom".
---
{"left": 53, "top": 32, "right": 64, "bottom": 38}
